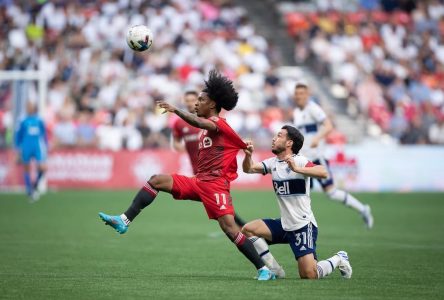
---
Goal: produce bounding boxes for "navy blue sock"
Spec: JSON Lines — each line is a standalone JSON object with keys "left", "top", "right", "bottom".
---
{"left": 34, "top": 170, "right": 44, "bottom": 189}
{"left": 124, "top": 183, "right": 158, "bottom": 221}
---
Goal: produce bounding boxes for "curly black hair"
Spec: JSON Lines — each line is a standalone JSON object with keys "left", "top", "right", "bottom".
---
{"left": 282, "top": 125, "right": 304, "bottom": 154}
{"left": 202, "top": 69, "right": 238, "bottom": 112}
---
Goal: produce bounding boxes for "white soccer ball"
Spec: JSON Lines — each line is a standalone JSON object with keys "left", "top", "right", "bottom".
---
{"left": 126, "top": 25, "right": 153, "bottom": 52}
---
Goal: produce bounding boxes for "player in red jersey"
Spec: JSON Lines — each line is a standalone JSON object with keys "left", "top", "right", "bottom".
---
{"left": 99, "top": 70, "right": 275, "bottom": 280}
{"left": 171, "top": 90, "right": 249, "bottom": 227}
{"left": 170, "top": 91, "right": 284, "bottom": 276}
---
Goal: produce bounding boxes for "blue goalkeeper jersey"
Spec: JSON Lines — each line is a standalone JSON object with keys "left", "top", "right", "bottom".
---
{"left": 15, "top": 114, "right": 48, "bottom": 163}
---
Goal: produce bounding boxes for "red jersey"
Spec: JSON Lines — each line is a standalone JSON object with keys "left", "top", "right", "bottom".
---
{"left": 172, "top": 118, "right": 201, "bottom": 174}
{"left": 196, "top": 116, "right": 246, "bottom": 182}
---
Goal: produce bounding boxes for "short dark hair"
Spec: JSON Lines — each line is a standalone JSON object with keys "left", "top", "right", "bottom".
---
{"left": 282, "top": 125, "right": 304, "bottom": 154}
{"left": 184, "top": 90, "right": 198, "bottom": 97}
{"left": 295, "top": 82, "right": 308, "bottom": 89}
{"left": 202, "top": 69, "right": 238, "bottom": 112}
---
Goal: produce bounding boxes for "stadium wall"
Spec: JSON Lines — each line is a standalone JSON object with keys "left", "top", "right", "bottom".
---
{"left": 1, "top": 146, "right": 443, "bottom": 192}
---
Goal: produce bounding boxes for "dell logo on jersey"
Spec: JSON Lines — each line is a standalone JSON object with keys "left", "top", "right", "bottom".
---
{"left": 273, "top": 179, "right": 307, "bottom": 195}
{"left": 274, "top": 181, "right": 291, "bottom": 195}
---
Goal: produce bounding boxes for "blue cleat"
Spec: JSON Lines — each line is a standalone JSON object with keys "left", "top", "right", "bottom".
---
{"left": 99, "top": 212, "right": 128, "bottom": 234}
{"left": 257, "top": 268, "right": 276, "bottom": 281}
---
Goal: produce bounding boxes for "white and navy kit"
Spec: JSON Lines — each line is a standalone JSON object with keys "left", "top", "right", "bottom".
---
{"left": 261, "top": 154, "right": 318, "bottom": 259}
{"left": 293, "top": 100, "right": 334, "bottom": 188}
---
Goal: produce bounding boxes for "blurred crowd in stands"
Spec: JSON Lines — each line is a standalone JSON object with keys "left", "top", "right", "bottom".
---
{"left": 1, "top": 0, "right": 444, "bottom": 152}
{"left": 283, "top": 0, "right": 444, "bottom": 144}
{"left": 0, "top": 0, "right": 292, "bottom": 151}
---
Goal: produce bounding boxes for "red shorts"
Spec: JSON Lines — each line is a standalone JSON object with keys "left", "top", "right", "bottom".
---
{"left": 171, "top": 174, "right": 235, "bottom": 219}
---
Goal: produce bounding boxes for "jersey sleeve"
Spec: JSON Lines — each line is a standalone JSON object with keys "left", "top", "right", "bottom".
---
{"left": 14, "top": 120, "right": 25, "bottom": 148}
{"left": 171, "top": 119, "right": 182, "bottom": 139}
{"left": 293, "top": 155, "right": 309, "bottom": 169}
{"left": 305, "top": 161, "right": 315, "bottom": 167}
{"left": 311, "top": 102, "right": 327, "bottom": 123}
{"left": 210, "top": 117, "right": 246, "bottom": 149}
{"left": 260, "top": 157, "right": 274, "bottom": 175}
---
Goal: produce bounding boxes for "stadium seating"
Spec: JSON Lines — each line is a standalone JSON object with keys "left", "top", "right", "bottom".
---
{"left": 0, "top": 0, "right": 289, "bottom": 150}
{"left": 277, "top": 0, "right": 444, "bottom": 144}
{"left": 1, "top": 0, "right": 443, "bottom": 149}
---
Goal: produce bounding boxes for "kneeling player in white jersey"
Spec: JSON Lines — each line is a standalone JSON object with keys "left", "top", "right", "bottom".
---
{"left": 292, "top": 82, "right": 373, "bottom": 229}
{"left": 242, "top": 125, "right": 352, "bottom": 279}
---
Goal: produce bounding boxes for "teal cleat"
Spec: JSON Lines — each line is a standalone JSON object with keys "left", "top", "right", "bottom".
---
{"left": 257, "top": 268, "right": 276, "bottom": 281}
{"left": 99, "top": 212, "right": 128, "bottom": 234}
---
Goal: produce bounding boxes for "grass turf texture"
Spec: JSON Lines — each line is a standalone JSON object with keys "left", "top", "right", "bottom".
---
{"left": 0, "top": 191, "right": 443, "bottom": 299}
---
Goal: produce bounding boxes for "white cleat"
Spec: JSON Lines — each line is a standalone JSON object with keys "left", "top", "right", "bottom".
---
{"left": 37, "top": 176, "right": 47, "bottom": 195}
{"left": 336, "top": 251, "right": 352, "bottom": 279}
{"left": 272, "top": 266, "right": 286, "bottom": 279}
{"left": 362, "top": 205, "right": 374, "bottom": 229}
{"left": 29, "top": 191, "right": 40, "bottom": 203}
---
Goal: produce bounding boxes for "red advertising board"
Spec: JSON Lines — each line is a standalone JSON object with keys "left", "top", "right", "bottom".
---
{"left": 0, "top": 150, "right": 274, "bottom": 190}
{"left": 4, "top": 147, "right": 444, "bottom": 192}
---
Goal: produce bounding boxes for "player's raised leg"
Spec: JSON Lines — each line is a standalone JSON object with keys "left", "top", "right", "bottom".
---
{"left": 317, "top": 159, "right": 373, "bottom": 228}
{"left": 99, "top": 174, "right": 172, "bottom": 234}
{"left": 242, "top": 219, "right": 286, "bottom": 278}
{"left": 218, "top": 215, "right": 275, "bottom": 281}
{"left": 324, "top": 184, "right": 374, "bottom": 229}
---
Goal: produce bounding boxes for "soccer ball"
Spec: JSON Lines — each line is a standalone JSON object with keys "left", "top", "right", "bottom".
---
{"left": 126, "top": 25, "right": 153, "bottom": 52}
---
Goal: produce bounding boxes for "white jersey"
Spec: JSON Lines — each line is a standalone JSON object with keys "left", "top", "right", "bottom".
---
{"left": 261, "top": 154, "right": 317, "bottom": 231}
{"left": 293, "top": 100, "right": 327, "bottom": 161}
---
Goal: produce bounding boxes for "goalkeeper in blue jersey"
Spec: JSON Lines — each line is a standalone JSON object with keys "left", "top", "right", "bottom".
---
{"left": 15, "top": 102, "right": 48, "bottom": 202}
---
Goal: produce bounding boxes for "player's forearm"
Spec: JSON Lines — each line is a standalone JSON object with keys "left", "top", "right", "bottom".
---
{"left": 172, "top": 140, "right": 185, "bottom": 152}
{"left": 242, "top": 154, "right": 254, "bottom": 173}
{"left": 173, "top": 108, "right": 211, "bottom": 130}
{"left": 315, "top": 119, "right": 333, "bottom": 141}
{"left": 294, "top": 165, "right": 328, "bottom": 179}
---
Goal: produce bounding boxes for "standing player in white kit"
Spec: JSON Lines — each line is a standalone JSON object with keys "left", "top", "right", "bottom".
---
{"left": 292, "top": 81, "right": 373, "bottom": 228}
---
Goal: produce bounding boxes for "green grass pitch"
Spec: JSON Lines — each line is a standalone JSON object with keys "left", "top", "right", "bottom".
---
{"left": 0, "top": 190, "right": 443, "bottom": 299}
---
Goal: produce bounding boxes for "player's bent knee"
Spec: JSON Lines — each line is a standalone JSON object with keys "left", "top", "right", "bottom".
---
{"left": 148, "top": 175, "right": 159, "bottom": 185}
{"left": 241, "top": 223, "right": 255, "bottom": 237}
{"left": 148, "top": 174, "right": 170, "bottom": 190}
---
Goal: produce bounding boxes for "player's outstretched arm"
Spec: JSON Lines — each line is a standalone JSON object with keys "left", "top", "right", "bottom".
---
{"left": 242, "top": 143, "right": 264, "bottom": 174}
{"left": 158, "top": 101, "right": 217, "bottom": 131}
{"left": 284, "top": 155, "right": 328, "bottom": 179}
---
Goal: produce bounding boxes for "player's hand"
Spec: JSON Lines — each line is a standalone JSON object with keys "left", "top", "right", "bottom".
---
{"left": 157, "top": 101, "right": 177, "bottom": 114}
{"left": 243, "top": 141, "right": 254, "bottom": 156}
{"left": 284, "top": 154, "right": 298, "bottom": 172}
